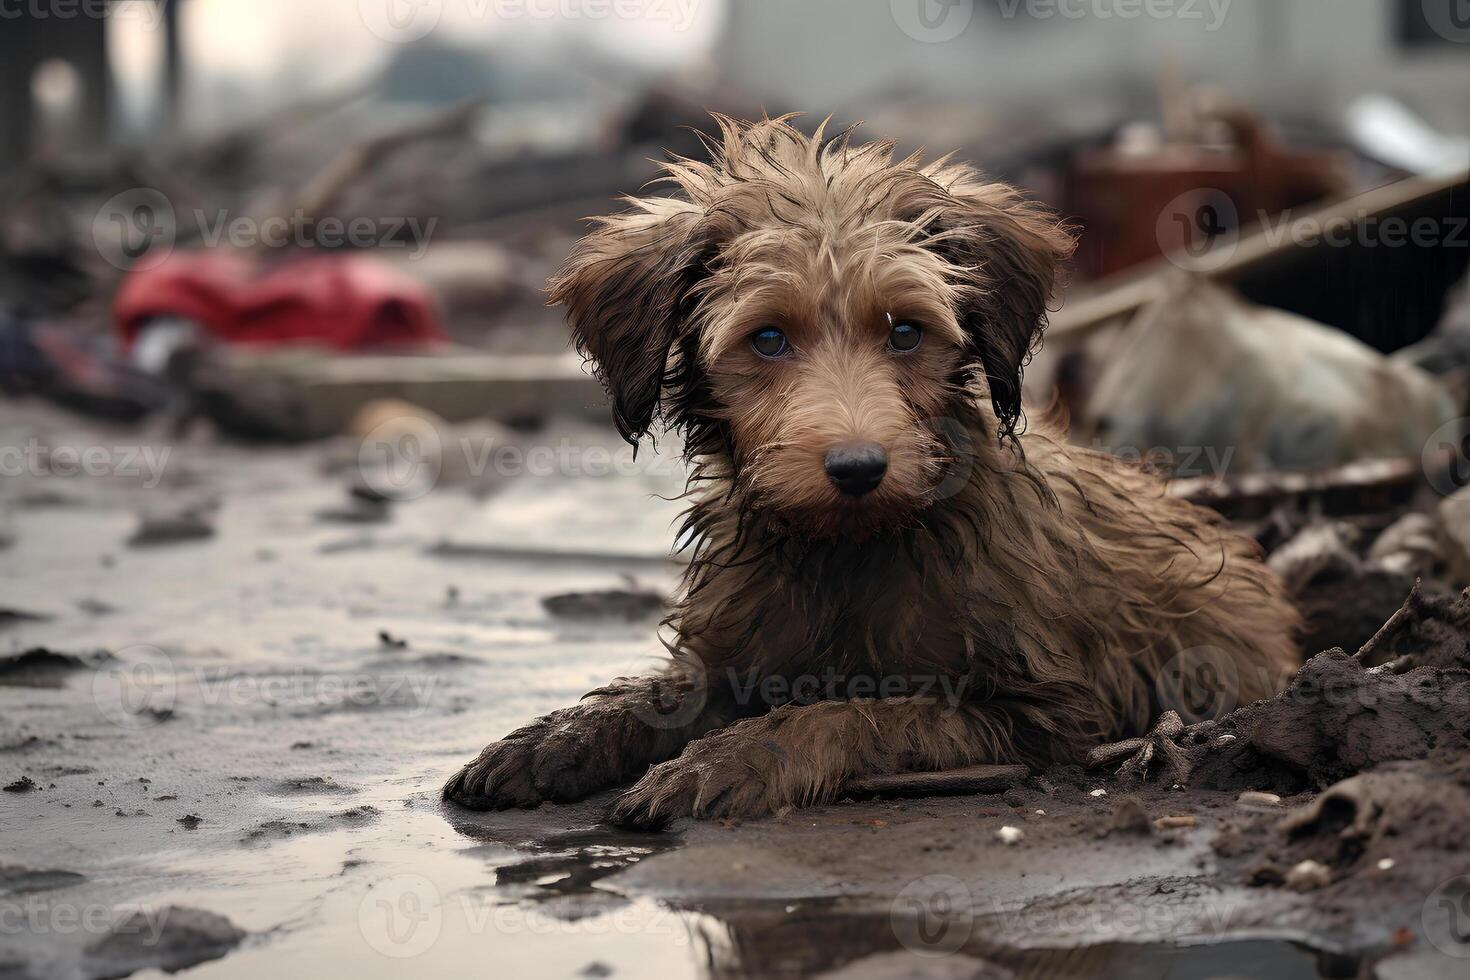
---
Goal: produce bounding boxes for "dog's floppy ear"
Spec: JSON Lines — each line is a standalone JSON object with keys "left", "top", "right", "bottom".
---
{"left": 548, "top": 200, "right": 707, "bottom": 445}
{"left": 919, "top": 177, "right": 1076, "bottom": 443}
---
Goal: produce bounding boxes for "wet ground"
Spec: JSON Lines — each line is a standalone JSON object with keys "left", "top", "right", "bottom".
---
{"left": 1, "top": 401, "right": 1465, "bottom": 979}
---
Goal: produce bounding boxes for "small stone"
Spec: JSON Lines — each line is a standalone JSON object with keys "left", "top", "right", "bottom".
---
{"left": 1377, "top": 858, "right": 1395, "bottom": 871}
{"left": 1154, "top": 814, "right": 1197, "bottom": 830}
{"left": 1033, "top": 809, "right": 1046, "bottom": 816}
{"left": 1107, "top": 796, "right": 1153, "bottom": 836}
{"left": 1285, "top": 859, "right": 1332, "bottom": 892}
{"left": 1238, "top": 791, "right": 1282, "bottom": 806}
{"left": 3, "top": 776, "right": 39, "bottom": 793}
{"left": 1089, "top": 788, "right": 1108, "bottom": 798}
{"left": 995, "top": 825, "right": 1025, "bottom": 845}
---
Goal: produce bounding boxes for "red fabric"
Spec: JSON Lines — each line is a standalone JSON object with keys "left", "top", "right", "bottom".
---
{"left": 114, "top": 252, "right": 446, "bottom": 350}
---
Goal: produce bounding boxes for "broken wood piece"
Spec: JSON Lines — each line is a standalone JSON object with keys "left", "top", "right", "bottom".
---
{"left": 844, "top": 764, "right": 1029, "bottom": 800}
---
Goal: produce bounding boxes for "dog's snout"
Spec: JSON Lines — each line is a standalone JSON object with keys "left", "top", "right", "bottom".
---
{"left": 824, "top": 443, "right": 887, "bottom": 497}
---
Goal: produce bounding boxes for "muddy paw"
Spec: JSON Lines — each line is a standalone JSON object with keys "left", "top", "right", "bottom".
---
{"left": 609, "top": 738, "right": 773, "bottom": 830}
{"left": 443, "top": 724, "right": 609, "bottom": 810}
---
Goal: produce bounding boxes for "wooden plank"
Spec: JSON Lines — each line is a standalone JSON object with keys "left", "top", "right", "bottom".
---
{"left": 1048, "top": 169, "right": 1470, "bottom": 341}
{"left": 844, "top": 764, "right": 1030, "bottom": 800}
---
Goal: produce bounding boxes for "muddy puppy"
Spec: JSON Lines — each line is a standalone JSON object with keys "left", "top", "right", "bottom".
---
{"left": 444, "top": 116, "right": 1300, "bottom": 828}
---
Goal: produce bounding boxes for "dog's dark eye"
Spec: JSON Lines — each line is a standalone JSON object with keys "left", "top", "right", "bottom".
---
{"left": 888, "top": 320, "right": 922, "bottom": 353}
{"left": 751, "top": 327, "right": 789, "bottom": 359}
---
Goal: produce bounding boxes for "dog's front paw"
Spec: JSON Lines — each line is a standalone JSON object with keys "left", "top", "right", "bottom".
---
{"left": 608, "top": 731, "right": 776, "bottom": 830}
{"left": 444, "top": 723, "right": 608, "bottom": 811}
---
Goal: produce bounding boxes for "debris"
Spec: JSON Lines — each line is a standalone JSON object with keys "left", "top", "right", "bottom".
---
{"left": 0, "top": 647, "right": 113, "bottom": 688}
{"left": 0, "top": 863, "right": 86, "bottom": 893}
{"left": 377, "top": 630, "right": 408, "bottom": 649}
{"left": 3, "top": 776, "right": 39, "bottom": 793}
{"left": 844, "top": 764, "right": 1029, "bottom": 801}
{"left": 1366, "top": 513, "right": 1441, "bottom": 576}
{"left": 1153, "top": 815, "right": 1197, "bottom": 830}
{"left": 115, "top": 252, "right": 446, "bottom": 351}
{"left": 1089, "top": 788, "right": 1108, "bottom": 798}
{"left": 127, "top": 507, "right": 215, "bottom": 547}
{"left": 0, "top": 607, "right": 51, "bottom": 628}
{"left": 85, "top": 907, "right": 245, "bottom": 977}
{"left": 177, "top": 814, "right": 203, "bottom": 830}
{"left": 1087, "top": 279, "right": 1455, "bottom": 476}
{"left": 1285, "top": 859, "right": 1332, "bottom": 892}
{"left": 541, "top": 588, "right": 666, "bottom": 622}
{"left": 1237, "top": 791, "right": 1282, "bottom": 807}
{"left": 1267, "top": 521, "right": 1362, "bottom": 595}
{"left": 995, "top": 825, "right": 1025, "bottom": 846}
{"left": 1086, "top": 711, "right": 1191, "bottom": 785}
{"left": 1105, "top": 796, "right": 1153, "bottom": 836}
{"left": 1437, "top": 486, "right": 1470, "bottom": 586}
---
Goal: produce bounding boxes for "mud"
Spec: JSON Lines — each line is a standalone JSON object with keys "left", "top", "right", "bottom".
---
{"left": 3, "top": 400, "right": 1470, "bottom": 978}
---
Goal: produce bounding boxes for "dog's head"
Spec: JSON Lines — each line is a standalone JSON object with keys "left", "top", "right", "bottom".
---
{"left": 550, "top": 115, "right": 1074, "bottom": 538}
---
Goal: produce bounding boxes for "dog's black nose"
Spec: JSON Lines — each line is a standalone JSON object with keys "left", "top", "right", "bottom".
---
{"left": 824, "top": 443, "right": 887, "bottom": 497}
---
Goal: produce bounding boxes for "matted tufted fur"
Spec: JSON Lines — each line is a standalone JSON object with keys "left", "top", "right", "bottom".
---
{"left": 443, "top": 116, "right": 1300, "bottom": 828}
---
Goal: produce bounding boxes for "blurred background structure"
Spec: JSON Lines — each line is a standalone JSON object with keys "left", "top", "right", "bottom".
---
{"left": 1, "top": 0, "right": 1467, "bottom": 455}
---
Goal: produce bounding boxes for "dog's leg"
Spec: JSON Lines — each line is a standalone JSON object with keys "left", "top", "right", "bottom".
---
{"left": 444, "top": 667, "right": 733, "bottom": 810}
{"left": 609, "top": 696, "right": 1041, "bottom": 829}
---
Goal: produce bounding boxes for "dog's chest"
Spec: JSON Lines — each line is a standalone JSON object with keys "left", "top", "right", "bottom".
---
{"left": 726, "top": 549, "right": 981, "bottom": 682}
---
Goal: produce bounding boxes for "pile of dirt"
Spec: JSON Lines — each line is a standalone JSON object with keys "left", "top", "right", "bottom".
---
{"left": 1180, "top": 589, "right": 1470, "bottom": 795}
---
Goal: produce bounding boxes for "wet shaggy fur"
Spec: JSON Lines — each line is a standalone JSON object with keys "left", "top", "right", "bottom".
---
{"left": 443, "top": 116, "right": 1301, "bottom": 828}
